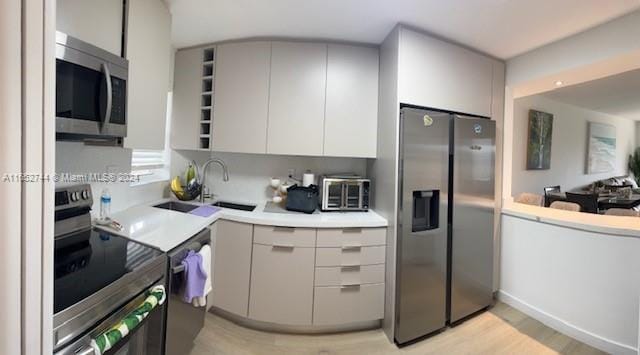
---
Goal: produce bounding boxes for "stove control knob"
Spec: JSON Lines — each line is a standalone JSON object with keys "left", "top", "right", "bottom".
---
{"left": 81, "top": 190, "right": 89, "bottom": 200}
{"left": 67, "top": 262, "right": 77, "bottom": 273}
{"left": 70, "top": 192, "right": 78, "bottom": 202}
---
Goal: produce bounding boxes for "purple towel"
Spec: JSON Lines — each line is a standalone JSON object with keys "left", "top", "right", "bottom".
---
{"left": 189, "top": 205, "right": 221, "bottom": 217}
{"left": 181, "top": 250, "right": 207, "bottom": 303}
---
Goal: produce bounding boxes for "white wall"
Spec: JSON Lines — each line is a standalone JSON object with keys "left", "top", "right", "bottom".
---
{"left": 502, "top": 11, "right": 640, "bottom": 200}
{"left": 511, "top": 95, "right": 636, "bottom": 196}
{"left": 371, "top": 25, "right": 400, "bottom": 342}
{"left": 0, "top": 2, "right": 23, "bottom": 353}
{"left": 56, "top": 142, "right": 167, "bottom": 215}
{"left": 507, "top": 10, "right": 640, "bottom": 87}
{"left": 171, "top": 150, "right": 367, "bottom": 202}
{"left": 500, "top": 214, "right": 640, "bottom": 354}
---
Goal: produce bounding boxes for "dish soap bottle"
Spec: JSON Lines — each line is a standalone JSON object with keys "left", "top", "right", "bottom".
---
{"left": 100, "top": 188, "right": 111, "bottom": 221}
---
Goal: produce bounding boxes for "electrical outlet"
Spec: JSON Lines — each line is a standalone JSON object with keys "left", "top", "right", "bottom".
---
{"left": 287, "top": 168, "right": 296, "bottom": 179}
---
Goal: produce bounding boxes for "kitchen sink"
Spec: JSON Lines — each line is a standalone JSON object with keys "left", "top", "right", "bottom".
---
{"left": 211, "top": 201, "right": 256, "bottom": 212}
{"left": 153, "top": 201, "right": 199, "bottom": 213}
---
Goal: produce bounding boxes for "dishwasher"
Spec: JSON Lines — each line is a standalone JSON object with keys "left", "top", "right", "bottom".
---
{"left": 164, "top": 227, "right": 211, "bottom": 355}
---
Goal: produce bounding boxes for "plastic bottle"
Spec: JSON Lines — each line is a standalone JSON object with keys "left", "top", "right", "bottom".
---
{"left": 100, "top": 188, "right": 111, "bottom": 221}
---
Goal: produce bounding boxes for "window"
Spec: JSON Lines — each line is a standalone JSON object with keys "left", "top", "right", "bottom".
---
{"left": 130, "top": 149, "right": 170, "bottom": 185}
{"left": 130, "top": 92, "right": 172, "bottom": 186}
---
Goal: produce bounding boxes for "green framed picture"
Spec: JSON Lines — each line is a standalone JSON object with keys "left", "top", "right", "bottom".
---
{"left": 526, "top": 110, "right": 553, "bottom": 170}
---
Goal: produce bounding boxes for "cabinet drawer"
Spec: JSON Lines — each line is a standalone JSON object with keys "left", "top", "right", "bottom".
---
{"left": 315, "top": 246, "right": 385, "bottom": 266}
{"left": 314, "top": 264, "right": 385, "bottom": 286}
{"left": 313, "top": 283, "right": 384, "bottom": 325}
{"left": 316, "top": 228, "right": 386, "bottom": 247}
{"left": 253, "top": 225, "right": 316, "bottom": 247}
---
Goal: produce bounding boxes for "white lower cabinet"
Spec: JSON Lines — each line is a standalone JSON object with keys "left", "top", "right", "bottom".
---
{"left": 313, "top": 283, "right": 385, "bottom": 326}
{"left": 249, "top": 244, "right": 315, "bottom": 325}
{"left": 211, "top": 220, "right": 253, "bottom": 317}
{"left": 211, "top": 221, "right": 387, "bottom": 327}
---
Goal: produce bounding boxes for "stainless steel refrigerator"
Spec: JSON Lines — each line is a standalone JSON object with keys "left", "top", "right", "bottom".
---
{"left": 395, "top": 107, "right": 495, "bottom": 345}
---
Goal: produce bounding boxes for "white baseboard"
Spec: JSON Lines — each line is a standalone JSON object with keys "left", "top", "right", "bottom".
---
{"left": 498, "top": 290, "right": 637, "bottom": 355}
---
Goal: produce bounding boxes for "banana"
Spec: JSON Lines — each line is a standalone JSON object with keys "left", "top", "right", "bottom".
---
{"left": 171, "top": 176, "right": 184, "bottom": 193}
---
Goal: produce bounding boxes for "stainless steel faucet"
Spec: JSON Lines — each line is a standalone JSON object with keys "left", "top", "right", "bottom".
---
{"left": 199, "top": 158, "right": 229, "bottom": 202}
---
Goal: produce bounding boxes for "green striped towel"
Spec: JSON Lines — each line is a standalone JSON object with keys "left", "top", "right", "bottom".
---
{"left": 90, "top": 285, "right": 166, "bottom": 355}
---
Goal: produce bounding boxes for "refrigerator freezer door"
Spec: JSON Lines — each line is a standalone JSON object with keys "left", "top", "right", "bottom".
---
{"left": 450, "top": 117, "right": 495, "bottom": 323}
{"left": 395, "top": 108, "right": 450, "bottom": 344}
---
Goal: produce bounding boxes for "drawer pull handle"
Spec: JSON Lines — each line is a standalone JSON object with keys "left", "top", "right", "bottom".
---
{"left": 273, "top": 226, "right": 295, "bottom": 232}
{"left": 340, "top": 263, "right": 360, "bottom": 267}
{"left": 340, "top": 284, "right": 361, "bottom": 290}
{"left": 272, "top": 243, "right": 295, "bottom": 249}
{"left": 342, "top": 227, "right": 362, "bottom": 234}
{"left": 341, "top": 265, "right": 360, "bottom": 271}
{"left": 341, "top": 244, "right": 362, "bottom": 251}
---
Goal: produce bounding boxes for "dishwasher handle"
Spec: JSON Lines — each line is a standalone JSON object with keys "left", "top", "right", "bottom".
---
{"left": 171, "top": 264, "right": 186, "bottom": 274}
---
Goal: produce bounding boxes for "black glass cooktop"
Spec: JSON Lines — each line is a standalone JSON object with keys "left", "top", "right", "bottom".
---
{"left": 54, "top": 228, "right": 163, "bottom": 314}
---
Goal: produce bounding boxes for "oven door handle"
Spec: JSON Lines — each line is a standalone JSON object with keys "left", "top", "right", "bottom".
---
{"left": 70, "top": 346, "right": 95, "bottom": 355}
{"left": 101, "top": 62, "right": 113, "bottom": 126}
{"left": 56, "top": 283, "right": 165, "bottom": 355}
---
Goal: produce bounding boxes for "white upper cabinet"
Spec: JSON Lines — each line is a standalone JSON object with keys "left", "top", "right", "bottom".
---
{"left": 124, "top": 0, "right": 172, "bottom": 150}
{"left": 324, "top": 44, "right": 379, "bottom": 158}
{"left": 213, "top": 42, "right": 271, "bottom": 154}
{"left": 398, "top": 27, "right": 494, "bottom": 117}
{"left": 267, "top": 42, "right": 328, "bottom": 156}
{"left": 171, "top": 48, "right": 202, "bottom": 150}
{"left": 56, "top": 0, "right": 123, "bottom": 55}
{"left": 491, "top": 59, "right": 506, "bottom": 121}
{"left": 171, "top": 40, "right": 379, "bottom": 157}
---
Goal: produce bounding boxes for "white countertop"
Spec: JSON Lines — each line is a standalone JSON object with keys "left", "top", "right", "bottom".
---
{"left": 96, "top": 198, "right": 388, "bottom": 252}
{"left": 502, "top": 201, "right": 640, "bottom": 238}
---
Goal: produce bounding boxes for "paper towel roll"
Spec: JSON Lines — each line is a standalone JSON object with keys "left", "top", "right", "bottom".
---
{"left": 302, "top": 172, "right": 315, "bottom": 187}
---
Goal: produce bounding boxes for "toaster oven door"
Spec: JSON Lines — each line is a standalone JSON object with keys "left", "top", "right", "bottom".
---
{"left": 343, "top": 182, "right": 363, "bottom": 209}
{"left": 324, "top": 181, "right": 344, "bottom": 210}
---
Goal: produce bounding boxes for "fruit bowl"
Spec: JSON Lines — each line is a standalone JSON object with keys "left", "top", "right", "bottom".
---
{"left": 170, "top": 176, "right": 201, "bottom": 201}
{"left": 172, "top": 188, "right": 201, "bottom": 201}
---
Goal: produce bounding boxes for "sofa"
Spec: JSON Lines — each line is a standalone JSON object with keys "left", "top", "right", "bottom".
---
{"left": 581, "top": 175, "right": 639, "bottom": 193}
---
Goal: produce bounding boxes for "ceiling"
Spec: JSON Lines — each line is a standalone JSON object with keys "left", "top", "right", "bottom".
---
{"left": 166, "top": 0, "right": 640, "bottom": 59}
{"left": 543, "top": 68, "right": 640, "bottom": 121}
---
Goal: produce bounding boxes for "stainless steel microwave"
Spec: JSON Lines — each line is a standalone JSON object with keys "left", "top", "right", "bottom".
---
{"left": 320, "top": 175, "right": 370, "bottom": 211}
{"left": 56, "top": 31, "right": 128, "bottom": 141}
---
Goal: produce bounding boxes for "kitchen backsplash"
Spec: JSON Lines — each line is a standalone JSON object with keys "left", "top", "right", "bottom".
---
{"left": 56, "top": 141, "right": 368, "bottom": 213}
{"left": 171, "top": 150, "right": 368, "bottom": 202}
{"left": 56, "top": 142, "right": 167, "bottom": 215}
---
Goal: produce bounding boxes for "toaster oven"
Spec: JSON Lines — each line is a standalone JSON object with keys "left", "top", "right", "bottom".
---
{"left": 320, "top": 175, "right": 370, "bottom": 211}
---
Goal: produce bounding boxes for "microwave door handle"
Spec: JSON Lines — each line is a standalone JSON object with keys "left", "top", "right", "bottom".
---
{"left": 101, "top": 62, "right": 113, "bottom": 126}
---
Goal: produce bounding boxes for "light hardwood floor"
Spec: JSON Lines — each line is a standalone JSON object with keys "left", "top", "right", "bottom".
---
{"left": 190, "top": 302, "right": 605, "bottom": 355}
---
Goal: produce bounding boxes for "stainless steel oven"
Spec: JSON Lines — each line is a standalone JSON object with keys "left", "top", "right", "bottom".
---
{"left": 53, "top": 184, "right": 166, "bottom": 355}
{"left": 56, "top": 31, "right": 128, "bottom": 141}
{"left": 320, "top": 175, "right": 370, "bottom": 211}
